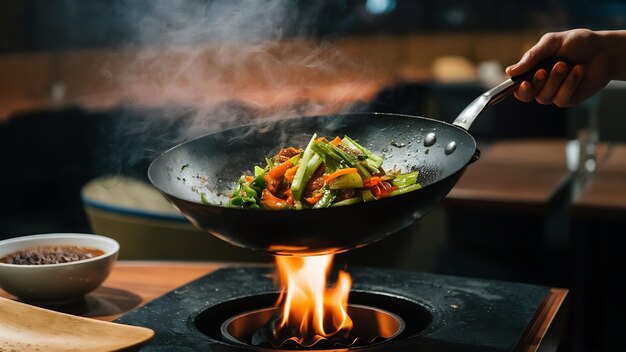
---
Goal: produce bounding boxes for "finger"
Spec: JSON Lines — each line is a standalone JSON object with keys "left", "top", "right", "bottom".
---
{"left": 514, "top": 81, "right": 535, "bottom": 102}
{"left": 553, "top": 64, "right": 585, "bottom": 107}
{"left": 535, "top": 62, "right": 569, "bottom": 105}
{"left": 506, "top": 33, "right": 562, "bottom": 77}
{"left": 514, "top": 70, "right": 548, "bottom": 102}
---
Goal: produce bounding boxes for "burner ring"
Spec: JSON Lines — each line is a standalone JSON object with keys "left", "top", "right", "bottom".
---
{"left": 192, "top": 291, "right": 434, "bottom": 351}
{"left": 221, "top": 304, "right": 405, "bottom": 350}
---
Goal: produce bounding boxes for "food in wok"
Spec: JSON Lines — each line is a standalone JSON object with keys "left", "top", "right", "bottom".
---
{"left": 227, "top": 133, "right": 421, "bottom": 210}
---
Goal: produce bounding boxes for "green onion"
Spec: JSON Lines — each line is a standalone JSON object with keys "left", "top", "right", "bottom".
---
{"left": 310, "top": 141, "right": 342, "bottom": 172}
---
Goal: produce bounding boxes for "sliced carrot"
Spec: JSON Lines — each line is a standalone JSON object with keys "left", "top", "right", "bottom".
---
{"left": 363, "top": 176, "right": 381, "bottom": 187}
{"left": 284, "top": 164, "right": 299, "bottom": 184}
{"left": 370, "top": 181, "right": 397, "bottom": 198}
{"left": 261, "top": 189, "right": 289, "bottom": 210}
{"left": 314, "top": 137, "right": 327, "bottom": 143}
{"left": 324, "top": 168, "right": 358, "bottom": 184}
{"left": 304, "top": 192, "right": 323, "bottom": 205}
{"left": 330, "top": 136, "right": 342, "bottom": 146}
{"left": 244, "top": 175, "right": 254, "bottom": 182}
{"left": 268, "top": 159, "right": 293, "bottom": 179}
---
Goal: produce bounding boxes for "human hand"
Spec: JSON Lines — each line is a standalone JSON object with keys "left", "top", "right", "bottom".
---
{"left": 505, "top": 29, "right": 612, "bottom": 107}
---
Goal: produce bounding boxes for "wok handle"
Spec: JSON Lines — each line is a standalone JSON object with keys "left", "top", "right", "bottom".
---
{"left": 453, "top": 57, "right": 571, "bottom": 130}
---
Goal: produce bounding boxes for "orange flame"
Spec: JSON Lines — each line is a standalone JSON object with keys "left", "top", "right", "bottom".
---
{"left": 274, "top": 254, "right": 353, "bottom": 344}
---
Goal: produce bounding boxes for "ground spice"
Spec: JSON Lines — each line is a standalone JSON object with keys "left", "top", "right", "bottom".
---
{"left": 0, "top": 246, "right": 105, "bottom": 265}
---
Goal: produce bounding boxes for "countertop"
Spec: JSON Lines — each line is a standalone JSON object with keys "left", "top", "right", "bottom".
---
{"left": 0, "top": 261, "right": 568, "bottom": 351}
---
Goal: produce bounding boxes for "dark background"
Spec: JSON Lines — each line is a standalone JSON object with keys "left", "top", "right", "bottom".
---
{"left": 1, "top": 1, "right": 625, "bottom": 351}
{"left": 0, "top": 0, "right": 624, "bottom": 53}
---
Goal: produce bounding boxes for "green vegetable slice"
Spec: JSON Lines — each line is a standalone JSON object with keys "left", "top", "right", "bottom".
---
{"left": 392, "top": 171, "right": 419, "bottom": 188}
{"left": 331, "top": 197, "right": 362, "bottom": 207}
{"left": 329, "top": 173, "right": 364, "bottom": 189}
{"left": 312, "top": 189, "right": 337, "bottom": 209}
{"left": 341, "top": 135, "right": 383, "bottom": 168}
{"left": 390, "top": 183, "right": 422, "bottom": 196}
{"left": 290, "top": 133, "right": 317, "bottom": 208}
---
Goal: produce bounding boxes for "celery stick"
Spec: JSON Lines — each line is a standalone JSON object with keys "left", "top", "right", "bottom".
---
{"left": 323, "top": 142, "right": 371, "bottom": 179}
{"left": 342, "top": 135, "right": 383, "bottom": 168}
{"left": 290, "top": 133, "right": 317, "bottom": 202}
{"left": 304, "top": 154, "right": 322, "bottom": 181}
{"left": 311, "top": 142, "right": 342, "bottom": 171}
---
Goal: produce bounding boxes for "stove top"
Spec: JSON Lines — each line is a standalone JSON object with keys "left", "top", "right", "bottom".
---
{"left": 115, "top": 267, "right": 550, "bottom": 351}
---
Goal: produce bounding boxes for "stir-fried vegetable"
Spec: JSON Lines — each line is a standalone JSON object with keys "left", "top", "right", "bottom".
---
{"left": 227, "top": 134, "right": 421, "bottom": 209}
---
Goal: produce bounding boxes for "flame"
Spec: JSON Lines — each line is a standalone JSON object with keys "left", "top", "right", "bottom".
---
{"left": 274, "top": 254, "right": 353, "bottom": 345}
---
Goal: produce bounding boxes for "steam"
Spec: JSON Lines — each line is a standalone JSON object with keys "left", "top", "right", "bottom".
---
{"left": 93, "top": 0, "right": 372, "bottom": 178}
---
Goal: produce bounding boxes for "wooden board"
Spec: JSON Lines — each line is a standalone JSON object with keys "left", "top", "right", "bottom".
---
{"left": 0, "top": 296, "right": 154, "bottom": 352}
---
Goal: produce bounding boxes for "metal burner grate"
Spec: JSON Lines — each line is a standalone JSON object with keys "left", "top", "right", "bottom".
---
{"left": 195, "top": 291, "right": 432, "bottom": 350}
{"left": 221, "top": 304, "right": 405, "bottom": 350}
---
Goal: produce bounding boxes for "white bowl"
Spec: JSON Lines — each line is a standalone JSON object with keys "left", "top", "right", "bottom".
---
{"left": 0, "top": 233, "right": 119, "bottom": 305}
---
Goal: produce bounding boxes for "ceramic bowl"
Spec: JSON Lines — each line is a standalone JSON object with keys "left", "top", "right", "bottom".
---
{"left": 0, "top": 233, "right": 119, "bottom": 305}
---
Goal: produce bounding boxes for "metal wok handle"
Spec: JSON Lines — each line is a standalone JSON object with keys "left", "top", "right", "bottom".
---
{"left": 453, "top": 57, "right": 570, "bottom": 130}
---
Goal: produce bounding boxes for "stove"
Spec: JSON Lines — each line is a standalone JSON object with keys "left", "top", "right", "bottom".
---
{"left": 116, "top": 267, "right": 553, "bottom": 351}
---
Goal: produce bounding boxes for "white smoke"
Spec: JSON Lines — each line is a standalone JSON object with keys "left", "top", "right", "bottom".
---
{"left": 96, "top": 1, "right": 366, "bottom": 162}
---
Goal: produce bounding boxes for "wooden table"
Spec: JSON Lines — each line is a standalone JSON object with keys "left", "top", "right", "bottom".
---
{"left": 0, "top": 261, "right": 249, "bottom": 322}
{"left": 445, "top": 139, "right": 572, "bottom": 213}
{"left": 0, "top": 261, "right": 567, "bottom": 351}
{"left": 569, "top": 144, "right": 626, "bottom": 350}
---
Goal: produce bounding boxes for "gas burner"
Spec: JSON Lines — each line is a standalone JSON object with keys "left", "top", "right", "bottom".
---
{"left": 116, "top": 267, "right": 552, "bottom": 351}
{"left": 195, "top": 291, "right": 429, "bottom": 350}
{"left": 220, "top": 303, "right": 404, "bottom": 350}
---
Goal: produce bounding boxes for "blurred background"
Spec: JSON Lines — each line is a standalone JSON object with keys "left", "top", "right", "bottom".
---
{"left": 0, "top": 1, "right": 625, "bottom": 351}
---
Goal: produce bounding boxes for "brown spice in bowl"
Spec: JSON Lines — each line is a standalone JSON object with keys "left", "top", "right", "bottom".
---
{"left": 0, "top": 246, "right": 105, "bottom": 265}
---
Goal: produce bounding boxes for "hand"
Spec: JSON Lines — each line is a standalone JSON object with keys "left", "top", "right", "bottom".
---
{"left": 505, "top": 29, "right": 612, "bottom": 107}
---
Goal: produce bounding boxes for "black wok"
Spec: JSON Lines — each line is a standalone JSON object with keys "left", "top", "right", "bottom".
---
{"left": 148, "top": 60, "right": 563, "bottom": 256}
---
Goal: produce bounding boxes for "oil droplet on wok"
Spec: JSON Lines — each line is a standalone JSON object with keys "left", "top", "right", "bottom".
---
{"left": 424, "top": 132, "right": 436, "bottom": 147}
{"left": 445, "top": 141, "right": 457, "bottom": 155}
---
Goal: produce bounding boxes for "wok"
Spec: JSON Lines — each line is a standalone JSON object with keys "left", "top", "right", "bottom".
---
{"left": 148, "top": 60, "right": 562, "bottom": 256}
